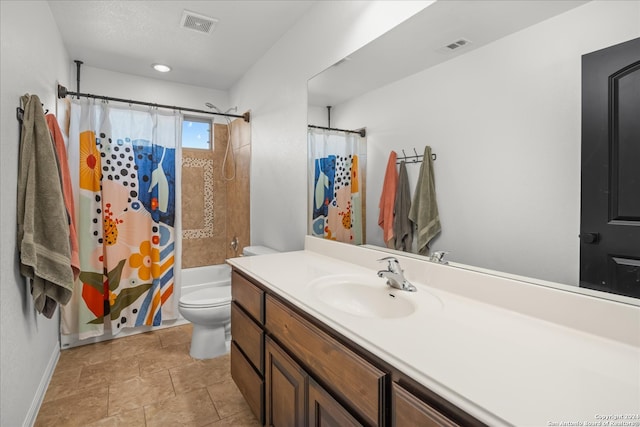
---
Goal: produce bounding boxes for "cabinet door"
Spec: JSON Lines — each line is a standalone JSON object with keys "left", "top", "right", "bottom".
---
{"left": 392, "top": 383, "right": 459, "bottom": 427}
{"left": 265, "top": 337, "right": 307, "bottom": 427}
{"left": 308, "top": 378, "right": 363, "bottom": 427}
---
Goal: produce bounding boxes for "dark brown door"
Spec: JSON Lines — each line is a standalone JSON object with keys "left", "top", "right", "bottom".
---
{"left": 580, "top": 37, "right": 640, "bottom": 298}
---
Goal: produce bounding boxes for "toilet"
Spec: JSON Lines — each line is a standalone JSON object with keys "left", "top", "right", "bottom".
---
{"left": 178, "top": 245, "right": 277, "bottom": 359}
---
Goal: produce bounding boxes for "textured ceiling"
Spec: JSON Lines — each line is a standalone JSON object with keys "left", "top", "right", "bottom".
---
{"left": 48, "top": 0, "right": 317, "bottom": 90}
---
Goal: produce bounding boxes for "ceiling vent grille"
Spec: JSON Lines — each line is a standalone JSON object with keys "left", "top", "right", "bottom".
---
{"left": 444, "top": 38, "right": 471, "bottom": 51}
{"left": 180, "top": 10, "right": 218, "bottom": 35}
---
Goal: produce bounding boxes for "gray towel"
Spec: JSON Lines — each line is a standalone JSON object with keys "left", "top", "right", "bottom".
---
{"left": 393, "top": 161, "right": 412, "bottom": 251}
{"left": 18, "top": 94, "right": 74, "bottom": 317}
{"left": 408, "top": 146, "right": 441, "bottom": 255}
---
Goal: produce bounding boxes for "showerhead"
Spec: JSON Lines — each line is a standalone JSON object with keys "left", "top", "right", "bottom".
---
{"left": 204, "top": 102, "right": 237, "bottom": 115}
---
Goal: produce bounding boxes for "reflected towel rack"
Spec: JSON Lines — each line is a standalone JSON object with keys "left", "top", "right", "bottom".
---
{"left": 396, "top": 148, "right": 436, "bottom": 164}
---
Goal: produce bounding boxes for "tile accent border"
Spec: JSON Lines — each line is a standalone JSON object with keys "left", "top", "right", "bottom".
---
{"left": 182, "top": 157, "right": 214, "bottom": 239}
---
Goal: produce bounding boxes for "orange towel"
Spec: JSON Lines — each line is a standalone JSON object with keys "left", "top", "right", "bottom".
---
{"left": 46, "top": 114, "right": 80, "bottom": 281}
{"left": 378, "top": 151, "right": 398, "bottom": 246}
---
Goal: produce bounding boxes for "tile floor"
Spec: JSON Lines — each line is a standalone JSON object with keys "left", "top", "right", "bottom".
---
{"left": 35, "top": 324, "right": 261, "bottom": 427}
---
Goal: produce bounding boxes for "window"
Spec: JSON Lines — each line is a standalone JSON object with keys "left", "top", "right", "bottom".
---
{"left": 182, "top": 116, "right": 212, "bottom": 149}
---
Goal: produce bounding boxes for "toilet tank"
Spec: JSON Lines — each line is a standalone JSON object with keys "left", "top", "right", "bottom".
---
{"left": 243, "top": 245, "right": 278, "bottom": 256}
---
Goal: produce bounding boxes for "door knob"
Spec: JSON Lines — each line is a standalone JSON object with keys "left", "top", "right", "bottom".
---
{"left": 579, "top": 232, "right": 599, "bottom": 244}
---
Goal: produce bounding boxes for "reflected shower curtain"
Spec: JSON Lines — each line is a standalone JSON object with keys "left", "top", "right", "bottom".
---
{"left": 63, "top": 100, "right": 180, "bottom": 339}
{"left": 308, "top": 128, "right": 365, "bottom": 244}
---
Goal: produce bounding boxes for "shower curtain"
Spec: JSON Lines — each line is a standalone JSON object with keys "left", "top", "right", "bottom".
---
{"left": 308, "top": 128, "right": 365, "bottom": 244}
{"left": 63, "top": 100, "right": 180, "bottom": 339}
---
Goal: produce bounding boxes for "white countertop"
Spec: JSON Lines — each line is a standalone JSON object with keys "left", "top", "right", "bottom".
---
{"left": 227, "top": 240, "right": 640, "bottom": 427}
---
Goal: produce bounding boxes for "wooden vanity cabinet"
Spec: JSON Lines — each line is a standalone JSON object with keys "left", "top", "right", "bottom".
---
{"left": 230, "top": 268, "right": 483, "bottom": 427}
{"left": 265, "top": 295, "right": 384, "bottom": 426}
{"left": 230, "top": 271, "right": 265, "bottom": 424}
{"left": 265, "top": 335, "right": 363, "bottom": 427}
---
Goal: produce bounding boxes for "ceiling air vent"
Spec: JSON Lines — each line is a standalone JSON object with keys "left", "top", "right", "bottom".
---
{"left": 439, "top": 38, "right": 472, "bottom": 53}
{"left": 446, "top": 38, "right": 471, "bottom": 50}
{"left": 180, "top": 10, "right": 218, "bottom": 35}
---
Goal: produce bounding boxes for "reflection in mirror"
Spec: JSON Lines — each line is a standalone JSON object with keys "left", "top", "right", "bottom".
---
{"left": 307, "top": 0, "right": 640, "bottom": 305}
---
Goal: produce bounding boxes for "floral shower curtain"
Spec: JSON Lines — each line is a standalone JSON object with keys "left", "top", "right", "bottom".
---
{"left": 63, "top": 100, "right": 180, "bottom": 339}
{"left": 308, "top": 128, "right": 365, "bottom": 244}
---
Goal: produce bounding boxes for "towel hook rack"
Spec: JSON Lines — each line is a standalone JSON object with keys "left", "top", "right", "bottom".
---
{"left": 396, "top": 147, "right": 436, "bottom": 164}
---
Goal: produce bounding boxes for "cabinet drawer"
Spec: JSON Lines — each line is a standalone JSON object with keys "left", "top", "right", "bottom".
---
{"left": 266, "top": 295, "right": 386, "bottom": 426}
{"left": 232, "top": 270, "right": 264, "bottom": 324}
{"left": 231, "top": 302, "right": 264, "bottom": 374}
{"left": 230, "top": 342, "right": 264, "bottom": 424}
{"left": 392, "top": 383, "right": 459, "bottom": 427}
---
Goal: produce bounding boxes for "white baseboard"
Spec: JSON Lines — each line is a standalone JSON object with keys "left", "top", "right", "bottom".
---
{"left": 23, "top": 342, "right": 60, "bottom": 427}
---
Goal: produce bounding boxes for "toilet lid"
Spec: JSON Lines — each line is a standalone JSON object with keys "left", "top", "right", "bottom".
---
{"left": 179, "top": 286, "right": 231, "bottom": 308}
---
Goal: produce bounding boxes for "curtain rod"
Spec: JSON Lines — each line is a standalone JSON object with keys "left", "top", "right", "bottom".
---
{"left": 308, "top": 124, "right": 366, "bottom": 138}
{"left": 56, "top": 84, "right": 250, "bottom": 123}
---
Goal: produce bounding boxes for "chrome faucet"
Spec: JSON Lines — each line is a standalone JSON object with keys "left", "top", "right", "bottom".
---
{"left": 429, "top": 251, "right": 449, "bottom": 264}
{"left": 377, "top": 257, "right": 417, "bottom": 292}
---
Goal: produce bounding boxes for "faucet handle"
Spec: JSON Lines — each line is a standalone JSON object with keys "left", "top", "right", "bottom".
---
{"left": 377, "top": 256, "right": 401, "bottom": 273}
{"left": 430, "top": 251, "right": 449, "bottom": 264}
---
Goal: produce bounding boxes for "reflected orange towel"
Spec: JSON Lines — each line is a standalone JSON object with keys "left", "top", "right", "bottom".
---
{"left": 46, "top": 114, "right": 80, "bottom": 281}
{"left": 378, "top": 151, "right": 398, "bottom": 246}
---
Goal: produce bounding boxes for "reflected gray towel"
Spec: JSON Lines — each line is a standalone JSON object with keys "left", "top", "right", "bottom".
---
{"left": 408, "top": 146, "right": 441, "bottom": 255}
{"left": 18, "top": 94, "right": 74, "bottom": 317}
{"left": 393, "top": 161, "right": 412, "bottom": 251}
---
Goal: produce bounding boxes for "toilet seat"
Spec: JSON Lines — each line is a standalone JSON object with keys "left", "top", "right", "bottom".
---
{"left": 179, "top": 286, "right": 231, "bottom": 308}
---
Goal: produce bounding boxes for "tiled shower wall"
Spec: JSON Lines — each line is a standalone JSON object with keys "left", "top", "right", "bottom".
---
{"left": 181, "top": 119, "right": 250, "bottom": 268}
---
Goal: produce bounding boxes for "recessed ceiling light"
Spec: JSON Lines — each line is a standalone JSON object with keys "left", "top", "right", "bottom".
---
{"left": 152, "top": 63, "right": 172, "bottom": 73}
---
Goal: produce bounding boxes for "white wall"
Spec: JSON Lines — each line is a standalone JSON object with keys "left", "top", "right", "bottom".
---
{"left": 327, "top": 1, "right": 640, "bottom": 285}
{"left": 0, "top": 2, "right": 70, "bottom": 426}
{"left": 231, "top": 1, "right": 431, "bottom": 252}
{"left": 71, "top": 66, "right": 229, "bottom": 114}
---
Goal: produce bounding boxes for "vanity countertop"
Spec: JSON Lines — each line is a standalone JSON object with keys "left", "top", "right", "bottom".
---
{"left": 227, "top": 240, "right": 640, "bottom": 427}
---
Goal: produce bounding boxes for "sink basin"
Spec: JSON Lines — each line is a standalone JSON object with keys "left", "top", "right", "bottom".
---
{"left": 308, "top": 274, "right": 420, "bottom": 319}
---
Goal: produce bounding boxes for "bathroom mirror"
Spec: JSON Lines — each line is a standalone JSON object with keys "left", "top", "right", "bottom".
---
{"left": 307, "top": 0, "right": 640, "bottom": 306}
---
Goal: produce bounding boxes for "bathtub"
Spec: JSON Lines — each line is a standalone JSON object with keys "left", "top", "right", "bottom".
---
{"left": 180, "top": 263, "right": 232, "bottom": 297}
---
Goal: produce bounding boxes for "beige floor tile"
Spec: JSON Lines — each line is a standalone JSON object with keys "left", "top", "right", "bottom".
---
{"left": 79, "top": 354, "right": 140, "bottom": 385}
{"left": 204, "top": 407, "right": 261, "bottom": 427}
{"left": 207, "top": 378, "right": 251, "bottom": 419}
{"left": 55, "top": 341, "right": 112, "bottom": 371}
{"left": 37, "top": 329, "right": 252, "bottom": 427}
{"left": 83, "top": 408, "right": 146, "bottom": 427}
{"left": 169, "top": 354, "right": 231, "bottom": 394}
{"left": 42, "top": 365, "right": 83, "bottom": 403}
{"left": 108, "top": 371, "right": 175, "bottom": 416}
{"left": 35, "top": 385, "right": 109, "bottom": 427}
{"left": 110, "top": 331, "right": 162, "bottom": 360}
{"left": 156, "top": 323, "right": 193, "bottom": 347}
{"left": 137, "top": 343, "right": 192, "bottom": 376}
{"left": 144, "top": 388, "right": 220, "bottom": 427}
